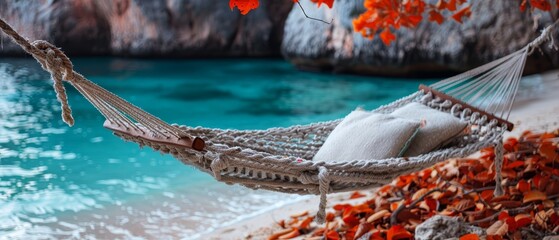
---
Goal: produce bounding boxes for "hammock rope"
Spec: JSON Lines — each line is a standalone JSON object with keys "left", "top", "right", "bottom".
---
{"left": 0, "top": 18, "right": 205, "bottom": 149}
{"left": 1, "top": 17, "right": 557, "bottom": 223}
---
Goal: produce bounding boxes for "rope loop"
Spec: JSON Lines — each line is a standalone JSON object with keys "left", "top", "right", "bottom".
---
{"left": 419, "top": 92, "right": 433, "bottom": 104}
{"left": 460, "top": 108, "right": 472, "bottom": 121}
{"left": 450, "top": 104, "right": 463, "bottom": 117}
{"left": 25, "top": 40, "right": 77, "bottom": 126}
{"left": 299, "top": 172, "right": 317, "bottom": 185}
{"left": 210, "top": 153, "right": 228, "bottom": 180}
{"left": 31, "top": 40, "right": 75, "bottom": 80}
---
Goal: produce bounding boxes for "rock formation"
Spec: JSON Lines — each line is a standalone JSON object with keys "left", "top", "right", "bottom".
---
{"left": 282, "top": 0, "right": 559, "bottom": 76}
{"left": 0, "top": 0, "right": 292, "bottom": 57}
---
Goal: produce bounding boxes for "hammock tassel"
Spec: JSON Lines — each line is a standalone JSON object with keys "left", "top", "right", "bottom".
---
{"left": 316, "top": 166, "right": 330, "bottom": 224}
{"left": 493, "top": 137, "right": 505, "bottom": 196}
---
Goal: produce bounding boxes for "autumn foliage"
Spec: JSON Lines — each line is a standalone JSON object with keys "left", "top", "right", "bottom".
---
{"left": 230, "top": 0, "right": 558, "bottom": 45}
{"left": 266, "top": 130, "right": 559, "bottom": 239}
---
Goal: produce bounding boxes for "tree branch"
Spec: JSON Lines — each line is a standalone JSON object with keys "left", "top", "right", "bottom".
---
{"left": 296, "top": 1, "right": 333, "bottom": 24}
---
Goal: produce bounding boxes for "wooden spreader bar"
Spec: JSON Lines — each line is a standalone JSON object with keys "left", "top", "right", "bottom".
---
{"left": 419, "top": 85, "right": 514, "bottom": 131}
{"left": 103, "top": 120, "right": 206, "bottom": 151}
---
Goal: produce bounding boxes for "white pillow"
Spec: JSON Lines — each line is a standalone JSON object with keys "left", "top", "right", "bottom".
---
{"left": 391, "top": 102, "right": 468, "bottom": 157}
{"left": 313, "top": 110, "right": 421, "bottom": 163}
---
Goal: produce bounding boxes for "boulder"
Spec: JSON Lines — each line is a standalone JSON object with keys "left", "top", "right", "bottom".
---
{"left": 282, "top": 0, "right": 559, "bottom": 76}
{"left": 415, "top": 215, "right": 485, "bottom": 240}
{"left": 0, "top": 0, "right": 292, "bottom": 57}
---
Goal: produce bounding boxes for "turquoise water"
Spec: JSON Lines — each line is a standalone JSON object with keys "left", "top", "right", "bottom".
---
{"left": 0, "top": 58, "right": 434, "bottom": 239}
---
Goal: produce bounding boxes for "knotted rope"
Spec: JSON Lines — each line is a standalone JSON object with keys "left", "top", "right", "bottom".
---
{"left": 0, "top": 19, "right": 77, "bottom": 126}
{"left": 0, "top": 18, "right": 191, "bottom": 140}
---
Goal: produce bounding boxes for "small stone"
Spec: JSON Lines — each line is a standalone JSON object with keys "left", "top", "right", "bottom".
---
{"left": 415, "top": 215, "right": 485, "bottom": 240}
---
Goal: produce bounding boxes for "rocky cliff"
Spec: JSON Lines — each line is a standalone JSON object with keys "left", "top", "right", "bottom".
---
{"left": 282, "top": 0, "right": 559, "bottom": 76}
{"left": 0, "top": 0, "right": 292, "bottom": 57}
{"left": 1, "top": 0, "right": 558, "bottom": 76}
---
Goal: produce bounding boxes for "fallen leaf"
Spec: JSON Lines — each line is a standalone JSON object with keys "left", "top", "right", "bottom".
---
{"left": 514, "top": 214, "right": 532, "bottom": 228}
{"left": 298, "top": 216, "right": 314, "bottom": 229}
{"left": 523, "top": 190, "right": 547, "bottom": 203}
{"left": 387, "top": 225, "right": 413, "bottom": 240}
{"left": 367, "top": 209, "right": 389, "bottom": 223}
{"left": 268, "top": 228, "right": 295, "bottom": 240}
{"left": 349, "top": 191, "right": 366, "bottom": 199}
{"left": 459, "top": 233, "right": 480, "bottom": 240}
{"left": 354, "top": 223, "right": 372, "bottom": 239}
{"left": 486, "top": 220, "right": 508, "bottom": 236}
{"left": 278, "top": 228, "right": 300, "bottom": 239}
{"left": 517, "top": 179, "right": 531, "bottom": 193}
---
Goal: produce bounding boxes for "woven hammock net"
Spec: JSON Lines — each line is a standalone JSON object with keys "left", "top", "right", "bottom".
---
{"left": 0, "top": 18, "right": 557, "bottom": 223}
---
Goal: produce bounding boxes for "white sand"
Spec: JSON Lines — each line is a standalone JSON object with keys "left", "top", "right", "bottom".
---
{"left": 201, "top": 71, "right": 559, "bottom": 240}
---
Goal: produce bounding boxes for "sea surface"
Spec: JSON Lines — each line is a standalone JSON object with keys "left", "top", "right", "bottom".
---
{"left": 0, "top": 58, "right": 434, "bottom": 239}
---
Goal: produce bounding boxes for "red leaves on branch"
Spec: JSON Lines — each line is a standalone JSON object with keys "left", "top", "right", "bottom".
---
{"left": 310, "top": 0, "right": 334, "bottom": 8}
{"left": 353, "top": 0, "right": 470, "bottom": 45}
{"left": 230, "top": 0, "right": 333, "bottom": 15}
{"left": 229, "top": 0, "right": 259, "bottom": 15}
{"left": 266, "top": 129, "right": 559, "bottom": 239}
{"left": 522, "top": 0, "right": 553, "bottom": 11}
{"left": 231, "top": 0, "right": 558, "bottom": 45}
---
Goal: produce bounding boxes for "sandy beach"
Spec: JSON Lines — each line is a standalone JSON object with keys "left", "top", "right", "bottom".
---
{"left": 202, "top": 70, "right": 559, "bottom": 240}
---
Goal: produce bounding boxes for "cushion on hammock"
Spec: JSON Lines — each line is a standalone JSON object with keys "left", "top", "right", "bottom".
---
{"left": 390, "top": 102, "right": 468, "bottom": 157}
{"left": 313, "top": 110, "right": 421, "bottom": 163}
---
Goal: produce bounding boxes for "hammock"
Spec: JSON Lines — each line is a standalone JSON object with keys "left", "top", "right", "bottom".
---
{"left": 0, "top": 18, "right": 557, "bottom": 223}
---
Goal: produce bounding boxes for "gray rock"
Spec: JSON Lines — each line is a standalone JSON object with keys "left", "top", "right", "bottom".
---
{"left": 0, "top": 0, "right": 292, "bottom": 57}
{"left": 415, "top": 215, "right": 485, "bottom": 240}
{"left": 282, "top": 0, "right": 559, "bottom": 76}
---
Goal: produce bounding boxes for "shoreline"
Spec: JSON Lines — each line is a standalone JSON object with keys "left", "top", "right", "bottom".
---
{"left": 201, "top": 70, "right": 559, "bottom": 240}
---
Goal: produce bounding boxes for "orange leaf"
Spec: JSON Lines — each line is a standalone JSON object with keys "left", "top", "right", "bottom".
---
{"left": 290, "top": 211, "right": 308, "bottom": 218}
{"left": 451, "top": 6, "right": 471, "bottom": 23}
{"left": 487, "top": 235, "right": 504, "bottom": 240}
{"left": 517, "top": 179, "right": 531, "bottom": 193}
{"left": 429, "top": 10, "right": 445, "bottom": 24}
{"left": 523, "top": 190, "right": 547, "bottom": 203}
{"left": 325, "top": 212, "right": 336, "bottom": 222}
{"left": 380, "top": 29, "right": 396, "bottom": 45}
{"left": 520, "top": 0, "right": 528, "bottom": 11}
{"left": 480, "top": 189, "right": 494, "bottom": 201}
{"left": 530, "top": 0, "right": 552, "bottom": 10}
{"left": 514, "top": 214, "right": 532, "bottom": 228}
{"left": 310, "top": 0, "right": 334, "bottom": 8}
{"left": 325, "top": 230, "right": 340, "bottom": 240}
{"left": 539, "top": 141, "right": 558, "bottom": 160}
{"left": 278, "top": 228, "right": 300, "bottom": 239}
{"left": 387, "top": 225, "right": 413, "bottom": 240}
{"left": 229, "top": 0, "right": 259, "bottom": 15}
{"left": 505, "top": 161, "right": 525, "bottom": 169}
{"left": 298, "top": 216, "right": 314, "bottom": 229}
{"left": 459, "top": 233, "right": 480, "bottom": 240}
{"left": 268, "top": 228, "right": 294, "bottom": 240}
{"left": 446, "top": 0, "right": 458, "bottom": 11}
{"left": 349, "top": 191, "right": 366, "bottom": 199}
